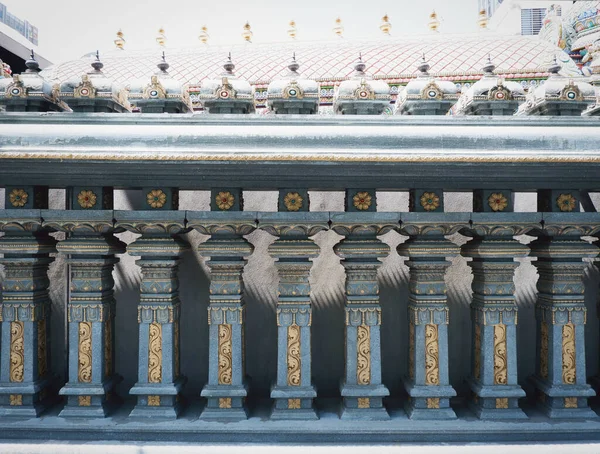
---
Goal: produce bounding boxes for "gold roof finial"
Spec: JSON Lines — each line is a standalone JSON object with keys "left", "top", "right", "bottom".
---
{"left": 114, "top": 29, "right": 125, "bottom": 50}
{"left": 333, "top": 17, "right": 344, "bottom": 38}
{"left": 288, "top": 20, "right": 297, "bottom": 40}
{"left": 380, "top": 14, "right": 391, "bottom": 35}
{"left": 478, "top": 9, "right": 489, "bottom": 29}
{"left": 428, "top": 10, "right": 440, "bottom": 32}
{"left": 242, "top": 22, "right": 253, "bottom": 43}
{"left": 199, "top": 26, "right": 209, "bottom": 44}
{"left": 156, "top": 27, "right": 166, "bottom": 47}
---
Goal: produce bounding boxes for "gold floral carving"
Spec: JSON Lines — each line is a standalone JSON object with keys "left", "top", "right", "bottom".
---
{"left": 79, "top": 395, "right": 91, "bottom": 406}
{"left": 218, "top": 324, "right": 233, "bottom": 385}
{"left": 288, "top": 398, "right": 301, "bottom": 409}
{"left": 426, "top": 398, "right": 440, "bottom": 409}
{"left": 148, "top": 322, "right": 163, "bottom": 383}
{"left": 148, "top": 395, "right": 160, "bottom": 406}
{"left": 556, "top": 193, "right": 576, "bottom": 212}
{"left": 219, "top": 397, "right": 232, "bottom": 409}
{"left": 9, "top": 394, "right": 22, "bottom": 406}
{"left": 10, "top": 321, "right": 24, "bottom": 383}
{"left": 147, "top": 189, "right": 167, "bottom": 209}
{"left": 564, "top": 397, "right": 578, "bottom": 408}
{"left": 78, "top": 322, "right": 92, "bottom": 383}
{"left": 37, "top": 320, "right": 47, "bottom": 378}
{"left": 216, "top": 191, "right": 235, "bottom": 210}
{"left": 540, "top": 321, "right": 549, "bottom": 379}
{"left": 424, "top": 324, "right": 439, "bottom": 386}
{"left": 357, "top": 398, "right": 370, "bottom": 408}
{"left": 284, "top": 192, "right": 303, "bottom": 211}
{"left": 474, "top": 324, "right": 481, "bottom": 380}
{"left": 496, "top": 398, "right": 509, "bottom": 409}
{"left": 562, "top": 322, "right": 576, "bottom": 384}
{"left": 488, "top": 193, "right": 508, "bottom": 212}
{"left": 357, "top": 325, "right": 371, "bottom": 385}
{"left": 409, "top": 322, "right": 415, "bottom": 380}
{"left": 493, "top": 324, "right": 508, "bottom": 385}
{"left": 77, "top": 190, "right": 97, "bottom": 209}
{"left": 104, "top": 320, "right": 112, "bottom": 378}
{"left": 9, "top": 189, "right": 28, "bottom": 208}
{"left": 287, "top": 324, "right": 301, "bottom": 386}
{"left": 353, "top": 192, "right": 372, "bottom": 211}
{"left": 420, "top": 192, "right": 440, "bottom": 211}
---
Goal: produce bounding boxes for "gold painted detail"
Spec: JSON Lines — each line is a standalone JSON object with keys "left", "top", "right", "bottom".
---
{"left": 37, "top": 319, "right": 47, "bottom": 378}
{"left": 287, "top": 324, "right": 301, "bottom": 386}
{"left": 78, "top": 395, "right": 91, "bottom": 406}
{"left": 556, "top": 193, "right": 576, "bottom": 212}
{"left": 288, "top": 398, "right": 301, "bottom": 409}
{"left": 409, "top": 322, "right": 415, "bottom": 380}
{"left": 426, "top": 398, "right": 440, "bottom": 409}
{"left": 9, "top": 394, "right": 22, "bottom": 406}
{"left": 565, "top": 397, "right": 578, "bottom": 408}
{"left": 496, "top": 398, "right": 509, "bottom": 409}
{"left": 493, "top": 324, "right": 508, "bottom": 385}
{"left": 357, "top": 398, "right": 370, "bottom": 409}
{"left": 420, "top": 192, "right": 440, "bottom": 211}
{"left": 105, "top": 320, "right": 112, "bottom": 378}
{"left": 488, "top": 193, "right": 508, "bottom": 212}
{"left": 216, "top": 191, "right": 235, "bottom": 210}
{"left": 219, "top": 397, "right": 232, "bottom": 409}
{"left": 474, "top": 324, "right": 481, "bottom": 380}
{"left": 353, "top": 192, "right": 372, "bottom": 211}
{"left": 562, "top": 322, "right": 576, "bottom": 385}
{"left": 78, "top": 322, "right": 92, "bottom": 383}
{"left": 357, "top": 325, "right": 371, "bottom": 385}
{"left": 540, "top": 321, "right": 549, "bottom": 379}
{"left": 10, "top": 321, "right": 24, "bottom": 382}
{"left": 424, "top": 324, "right": 439, "bottom": 386}
{"left": 284, "top": 192, "right": 303, "bottom": 211}
{"left": 77, "top": 190, "right": 97, "bottom": 209}
{"left": 148, "top": 395, "right": 161, "bottom": 406}
{"left": 218, "top": 324, "right": 233, "bottom": 385}
{"left": 9, "top": 189, "right": 28, "bottom": 208}
{"left": 148, "top": 322, "right": 163, "bottom": 383}
{"left": 147, "top": 189, "right": 167, "bottom": 209}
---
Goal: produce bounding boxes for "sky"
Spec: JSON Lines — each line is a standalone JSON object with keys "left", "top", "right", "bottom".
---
{"left": 5, "top": 0, "right": 482, "bottom": 63}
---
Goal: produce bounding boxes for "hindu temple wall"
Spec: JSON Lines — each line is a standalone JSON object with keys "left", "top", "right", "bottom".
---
{"left": 0, "top": 188, "right": 598, "bottom": 402}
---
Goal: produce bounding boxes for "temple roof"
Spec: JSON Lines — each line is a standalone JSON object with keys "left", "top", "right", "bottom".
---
{"left": 41, "top": 33, "right": 580, "bottom": 87}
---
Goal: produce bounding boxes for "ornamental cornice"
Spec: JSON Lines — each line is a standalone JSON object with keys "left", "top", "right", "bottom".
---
{"left": 187, "top": 211, "right": 257, "bottom": 236}
{"left": 0, "top": 210, "right": 43, "bottom": 233}
{"left": 42, "top": 211, "right": 119, "bottom": 235}
{"left": 258, "top": 213, "right": 329, "bottom": 238}
{"left": 115, "top": 213, "right": 188, "bottom": 236}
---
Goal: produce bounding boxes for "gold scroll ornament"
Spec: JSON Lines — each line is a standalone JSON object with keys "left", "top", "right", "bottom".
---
{"left": 148, "top": 322, "right": 163, "bottom": 383}
{"left": 493, "top": 324, "right": 508, "bottom": 385}
{"left": 562, "top": 323, "right": 576, "bottom": 384}
{"left": 218, "top": 324, "right": 233, "bottom": 385}
{"left": 357, "top": 325, "right": 371, "bottom": 385}
{"left": 287, "top": 324, "right": 301, "bottom": 386}
{"left": 78, "top": 322, "right": 92, "bottom": 383}
{"left": 10, "top": 321, "right": 24, "bottom": 383}
{"left": 424, "top": 324, "right": 439, "bottom": 385}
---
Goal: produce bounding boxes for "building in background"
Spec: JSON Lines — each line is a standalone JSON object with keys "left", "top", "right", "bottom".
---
{"left": 487, "top": 0, "right": 572, "bottom": 35}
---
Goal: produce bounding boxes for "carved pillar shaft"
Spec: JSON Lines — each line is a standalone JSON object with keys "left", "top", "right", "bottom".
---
{"left": 47, "top": 213, "right": 126, "bottom": 418}
{"left": 190, "top": 213, "right": 256, "bottom": 420}
{"left": 461, "top": 217, "right": 534, "bottom": 419}
{"left": 0, "top": 212, "right": 56, "bottom": 416}
{"left": 261, "top": 214, "right": 328, "bottom": 420}
{"left": 529, "top": 223, "right": 598, "bottom": 418}
{"left": 119, "top": 215, "right": 189, "bottom": 418}
{"left": 332, "top": 216, "right": 397, "bottom": 420}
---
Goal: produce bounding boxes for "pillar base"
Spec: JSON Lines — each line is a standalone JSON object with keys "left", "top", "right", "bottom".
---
{"left": 467, "top": 378, "right": 527, "bottom": 420}
{"left": 530, "top": 375, "right": 597, "bottom": 419}
{"left": 340, "top": 383, "right": 390, "bottom": 420}
{"left": 271, "top": 385, "right": 318, "bottom": 420}
{"left": 59, "top": 375, "right": 122, "bottom": 418}
{"left": 0, "top": 378, "right": 56, "bottom": 417}
{"left": 129, "top": 377, "right": 186, "bottom": 419}
{"left": 200, "top": 384, "right": 248, "bottom": 421}
{"left": 403, "top": 379, "right": 457, "bottom": 420}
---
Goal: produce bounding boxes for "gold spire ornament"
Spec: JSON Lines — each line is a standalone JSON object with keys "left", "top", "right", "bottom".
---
{"left": 288, "top": 20, "right": 297, "bottom": 40}
{"left": 428, "top": 10, "right": 440, "bottom": 32}
{"left": 380, "top": 14, "right": 391, "bottom": 35}
{"left": 333, "top": 17, "right": 344, "bottom": 38}
{"left": 478, "top": 9, "right": 489, "bottom": 29}
{"left": 114, "top": 29, "right": 125, "bottom": 50}
{"left": 199, "top": 26, "right": 209, "bottom": 44}
{"left": 242, "top": 22, "right": 253, "bottom": 43}
{"left": 156, "top": 28, "right": 166, "bottom": 47}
